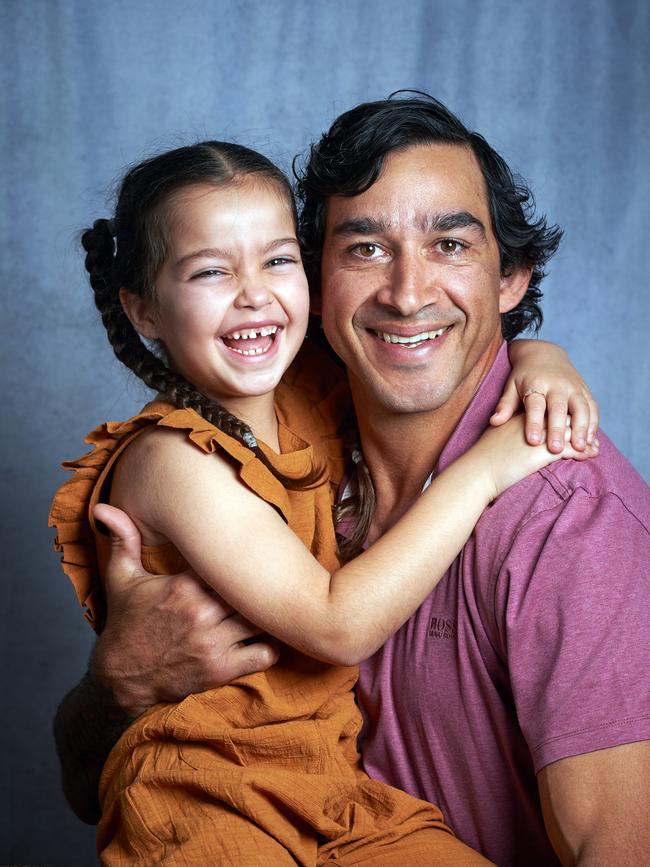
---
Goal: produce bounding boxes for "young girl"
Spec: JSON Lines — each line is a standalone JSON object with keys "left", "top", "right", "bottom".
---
{"left": 50, "top": 141, "right": 597, "bottom": 866}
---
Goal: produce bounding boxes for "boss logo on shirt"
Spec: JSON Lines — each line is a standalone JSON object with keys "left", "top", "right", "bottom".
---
{"left": 428, "top": 615, "right": 457, "bottom": 640}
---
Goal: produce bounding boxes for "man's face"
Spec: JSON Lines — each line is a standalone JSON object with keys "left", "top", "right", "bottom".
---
{"left": 319, "top": 143, "right": 529, "bottom": 415}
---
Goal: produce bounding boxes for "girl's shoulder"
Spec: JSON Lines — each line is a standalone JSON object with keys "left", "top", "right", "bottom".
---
{"left": 48, "top": 400, "right": 255, "bottom": 633}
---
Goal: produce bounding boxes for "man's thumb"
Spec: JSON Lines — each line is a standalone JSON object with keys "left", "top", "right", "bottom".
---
{"left": 93, "top": 503, "right": 150, "bottom": 592}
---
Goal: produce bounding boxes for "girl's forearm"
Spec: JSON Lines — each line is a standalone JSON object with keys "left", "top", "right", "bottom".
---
{"left": 313, "top": 448, "right": 494, "bottom": 664}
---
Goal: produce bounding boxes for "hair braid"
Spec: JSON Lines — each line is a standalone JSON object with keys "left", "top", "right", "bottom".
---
{"left": 333, "top": 412, "right": 376, "bottom": 562}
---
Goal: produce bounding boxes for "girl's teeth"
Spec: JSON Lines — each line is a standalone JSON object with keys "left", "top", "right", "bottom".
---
{"left": 227, "top": 326, "right": 278, "bottom": 341}
{"left": 230, "top": 345, "right": 267, "bottom": 356}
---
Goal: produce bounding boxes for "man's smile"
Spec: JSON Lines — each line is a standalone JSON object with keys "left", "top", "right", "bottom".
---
{"left": 371, "top": 325, "right": 451, "bottom": 347}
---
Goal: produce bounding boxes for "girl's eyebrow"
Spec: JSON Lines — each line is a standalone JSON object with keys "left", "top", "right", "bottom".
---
{"left": 175, "top": 247, "right": 233, "bottom": 268}
{"left": 175, "top": 237, "right": 299, "bottom": 269}
{"left": 263, "top": 237, "right": 300, "bottom": 253}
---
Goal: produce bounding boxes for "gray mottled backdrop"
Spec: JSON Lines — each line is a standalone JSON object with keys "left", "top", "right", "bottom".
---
{"left": 1, "top": 0, "right": 648, "bottom": 863}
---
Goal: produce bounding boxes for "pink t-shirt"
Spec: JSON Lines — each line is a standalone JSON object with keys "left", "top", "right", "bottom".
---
{"left": 357, "top": 343, "right": 650, "bottom": 866}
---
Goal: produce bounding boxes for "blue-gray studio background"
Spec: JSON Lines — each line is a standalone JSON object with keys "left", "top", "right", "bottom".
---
{"left": 1, "top": 0, "right": 648, "bottom": 863}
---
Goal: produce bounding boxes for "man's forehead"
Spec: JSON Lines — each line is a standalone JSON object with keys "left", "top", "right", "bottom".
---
{"left": 323, "top": 143, "right": 490, "bottom": 230}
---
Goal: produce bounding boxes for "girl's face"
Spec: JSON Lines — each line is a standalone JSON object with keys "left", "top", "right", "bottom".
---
{"left": 133, "top": 180, "right": 310, "bottom": 409}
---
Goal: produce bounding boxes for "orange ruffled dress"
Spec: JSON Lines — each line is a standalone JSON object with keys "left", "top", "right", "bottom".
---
{"left": 49, "top": 349, "right": 492, "bottom": 866}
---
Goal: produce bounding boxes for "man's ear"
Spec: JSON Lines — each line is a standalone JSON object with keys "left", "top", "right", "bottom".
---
{"left": 499, "top": 267, "right": 533, "bottom": 314}
{"left": 119, "top": 288, "right": 160, "bottom": 340}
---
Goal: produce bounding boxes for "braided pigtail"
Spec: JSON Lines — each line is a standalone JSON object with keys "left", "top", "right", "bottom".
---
{"left": 82, "top": 218, "right": 177, "bottom": 398}
{"left": 82, "top": 142, "right": 325, "bottom": 490}
{"left": 333, "top": 412, "right": 376, "bottom": 562}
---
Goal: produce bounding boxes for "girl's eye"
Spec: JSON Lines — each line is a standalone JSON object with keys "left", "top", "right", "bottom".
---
{"left": 267, "top": 257, "right": 295, "bottom": 267}
{"left": 192, "top": 268, "right": 225, "bottom": 279}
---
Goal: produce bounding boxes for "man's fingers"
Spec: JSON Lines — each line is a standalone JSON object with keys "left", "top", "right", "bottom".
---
{"left": 202, "top": 608, "right": 273, "bottom": 653}
{"left": 521, "top": 391, "right": 547, "bottom": 445}
{"left": 93, "top": 503, "right": 151, "bottom": 590}
{"left": 171, "top": 640, "right": 279, "bottom": 697}
{"left": 221, "top": 640, "right": 280, "bottom": 681}
{"left": 218, "top": 612, "right": 267, "bottom": 645}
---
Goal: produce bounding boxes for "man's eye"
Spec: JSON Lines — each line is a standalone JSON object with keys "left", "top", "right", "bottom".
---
{"left": 351, "top": 243, "right": 383, "bottom": 259}
{"left": 437, "top": 239, "right": 466, "bottom": 255}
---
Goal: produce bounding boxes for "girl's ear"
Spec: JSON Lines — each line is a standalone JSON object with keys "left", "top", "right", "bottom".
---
{"left": 119, "top": 288, "right": 160, "bottom": 340}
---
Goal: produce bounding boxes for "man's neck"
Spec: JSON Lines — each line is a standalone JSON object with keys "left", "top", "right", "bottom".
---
{"left": 354, "top": 342, "right": 503, "bottom": 542}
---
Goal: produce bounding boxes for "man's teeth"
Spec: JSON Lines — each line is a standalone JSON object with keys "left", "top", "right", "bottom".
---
{"left": 225, "top": 326, "right": 278, "bottom": 340}
{"left": 375, "top": 327, "right": 447, "bottom": 345}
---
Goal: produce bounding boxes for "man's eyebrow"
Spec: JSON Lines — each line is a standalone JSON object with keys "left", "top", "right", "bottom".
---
{"left": 328, "top": 212, "right": 487, "bottom": 241}
{"left": 420, "top": 211, "right": 487, "bottom": 239}
{"left": 329, "top": 217, "right": 393, "bottom": 237}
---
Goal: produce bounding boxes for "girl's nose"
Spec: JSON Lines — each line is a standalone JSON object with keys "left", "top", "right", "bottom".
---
{"left": 234, "top": 280, "right": 273, "bottom": 309}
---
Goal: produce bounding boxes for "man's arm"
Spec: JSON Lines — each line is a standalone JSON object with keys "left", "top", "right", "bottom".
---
{"left": 497, "top": 477, "right": 650, "bottom": 866}
{"left": 538, "top": 741, "right": 650, "bottom": 866}
{"left": 53, "top": 668, "right": 135, "bottom": 824}
{"left": 53, "top": 509, "right": 279, "bottom": 823}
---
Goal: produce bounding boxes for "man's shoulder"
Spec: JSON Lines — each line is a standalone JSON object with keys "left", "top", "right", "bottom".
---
{"left": 475, "top": 430, "right": 649, "bottom": 557}
{"left": 543, "top": 432, "right": 648, "bottom": 522}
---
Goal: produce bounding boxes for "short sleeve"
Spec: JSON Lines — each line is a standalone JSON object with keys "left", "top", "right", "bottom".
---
{"left": 496, "top": 489, "right": 650, "bottom": 773}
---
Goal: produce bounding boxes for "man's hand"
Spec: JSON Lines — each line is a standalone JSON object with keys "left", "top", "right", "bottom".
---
{"left": 54, "top": 504, "right": 279, "bottom": 823}
{"left": 538, "top": 741, "right": 650, "bottom": 865}
{"left": 92, "top": 504, "right": 279, "bottom": 717}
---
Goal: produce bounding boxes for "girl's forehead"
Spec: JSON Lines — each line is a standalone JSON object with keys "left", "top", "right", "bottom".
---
{"left": 163, "top": 181, "right": 293, "bottom": 234}
{"left": 166, "top": 178, "right": 292, "bottom": 216}
{"left": 162, "top": 180, "right": 297, "bottom": 257}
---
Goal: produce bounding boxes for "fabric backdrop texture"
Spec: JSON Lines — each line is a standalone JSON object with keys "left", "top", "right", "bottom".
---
{"left": 1, "top": 0, "right": 648, "bottom": 863}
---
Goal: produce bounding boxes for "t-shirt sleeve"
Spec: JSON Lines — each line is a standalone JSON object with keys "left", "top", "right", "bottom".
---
{"left": 496, "top": 489, "right": 650, "bottom": 773}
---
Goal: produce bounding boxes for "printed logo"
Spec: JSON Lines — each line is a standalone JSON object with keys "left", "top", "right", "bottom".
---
{"left": 428, "top": 615, "right": 457, "bottom": 640}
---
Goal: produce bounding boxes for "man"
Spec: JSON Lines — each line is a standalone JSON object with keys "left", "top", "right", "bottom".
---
{"left": 54, "top": 95, "right": 650, "bottom": 865}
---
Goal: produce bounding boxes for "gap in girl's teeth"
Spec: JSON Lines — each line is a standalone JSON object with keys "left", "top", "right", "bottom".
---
{"left": 222, "top": 332, "right": 275, "bottom": 354}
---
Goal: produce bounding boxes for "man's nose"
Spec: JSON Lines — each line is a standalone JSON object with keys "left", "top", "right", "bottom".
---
{"left": 234, "top": 278, "right": 273, "bottom": 309}
{"left": 375, "top": 252, "right": 441, "bottom": 315}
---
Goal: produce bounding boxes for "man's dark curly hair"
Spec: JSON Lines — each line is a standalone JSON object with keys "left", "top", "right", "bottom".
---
{"left": 295, "top": 91, "right": 562, "bottom": 340}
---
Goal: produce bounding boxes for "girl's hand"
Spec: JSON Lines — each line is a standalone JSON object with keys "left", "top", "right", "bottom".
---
{"left": 475, "top": 415, "right": 600, "bottom": 502}
{"left": 494, "top": 339, "right": 599, "bottom": 454}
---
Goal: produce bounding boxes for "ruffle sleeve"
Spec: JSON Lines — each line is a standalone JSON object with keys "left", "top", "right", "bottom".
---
{"left": 49, "top": 402, "right": 305, "bottom": 632}
{"left": 48, "top": 405, "right": 174, "bottom": 632}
